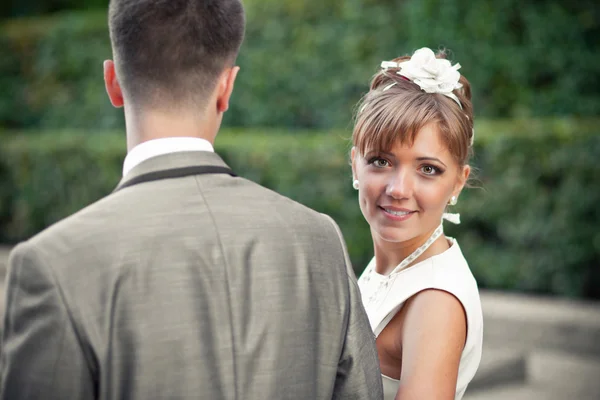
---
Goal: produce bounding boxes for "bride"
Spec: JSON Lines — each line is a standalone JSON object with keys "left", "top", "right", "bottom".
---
{"left": 351, "top": 47, "right": 483, "bottom": 400}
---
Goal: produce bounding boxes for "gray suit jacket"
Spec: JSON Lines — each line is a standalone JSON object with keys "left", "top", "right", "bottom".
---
{"left": 0, "top": 151, "right": 382, "bottom": 400}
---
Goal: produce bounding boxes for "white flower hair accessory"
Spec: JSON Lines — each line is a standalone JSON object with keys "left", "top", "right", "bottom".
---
{"left": 380, "top": 47, "right": 475, "bottom": 145}
{"left": 380, "top": 47, "right": 463, "bottom": 109}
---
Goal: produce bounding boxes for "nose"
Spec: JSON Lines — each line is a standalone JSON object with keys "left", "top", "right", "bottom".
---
{"left": 385, "top": 168, "right": 413, "bottom": 199}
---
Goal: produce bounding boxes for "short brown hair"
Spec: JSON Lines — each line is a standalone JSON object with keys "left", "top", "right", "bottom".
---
{"left": 353, "top": 51, "right": 474, "bottom": 166}
{"left": 109, "top": 0, "right": 245, "bottom": 109}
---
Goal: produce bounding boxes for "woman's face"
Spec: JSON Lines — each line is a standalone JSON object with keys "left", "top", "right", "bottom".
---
{"left": 352, "top": 123, "right": 470, "bottom": 245}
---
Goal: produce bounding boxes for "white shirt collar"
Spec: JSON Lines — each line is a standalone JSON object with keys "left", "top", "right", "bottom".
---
{"left": 123, "top": 137, "right": 214, "bottom": 177}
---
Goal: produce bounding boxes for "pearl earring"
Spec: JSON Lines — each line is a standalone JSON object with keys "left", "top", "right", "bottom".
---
{"left": 353, "top": 180, "right": 359, "bottom": 190}
{"left": 449, "top": 195, "right": 458, "bottom": 206}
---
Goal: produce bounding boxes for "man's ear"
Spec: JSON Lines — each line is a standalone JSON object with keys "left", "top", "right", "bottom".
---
{"left": 104, "top": 60, "right": 124, "bottom": 108}
{"left": 216, "top": 66, "right": 240, "bottom": 113}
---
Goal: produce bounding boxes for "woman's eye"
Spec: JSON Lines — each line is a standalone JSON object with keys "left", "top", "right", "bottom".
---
{"left": 421, "top": 165, "right": 439, "bottom": 175}
{"left": 369, "top": 158, "right": 390, "bottom": 168}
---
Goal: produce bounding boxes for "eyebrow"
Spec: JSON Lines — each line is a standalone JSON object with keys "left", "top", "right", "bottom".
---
{"left": 364, "top": 151, "right": 448, "bottom": 168}
{"left": 416, "top": 157, "right": 447, "bottom": 168}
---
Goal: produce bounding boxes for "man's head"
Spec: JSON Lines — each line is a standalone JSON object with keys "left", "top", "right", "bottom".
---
{"left": 105, "top": 0, "right": 245, "bottom": 113}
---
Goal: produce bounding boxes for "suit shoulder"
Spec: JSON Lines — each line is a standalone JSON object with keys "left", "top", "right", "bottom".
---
{"left": 231, "top": 178, "right": 325, "bottom": 214}
{"left": 25, "top": 191, "right": 121, "bottom": 252}
{"left": 233, "top": 178, "right": 338, "bottom": 229}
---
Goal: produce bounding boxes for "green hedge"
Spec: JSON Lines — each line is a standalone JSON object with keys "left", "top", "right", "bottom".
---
{"left": 0, "top": 0, "right": 107, "bottom": 18}
{"left": 0, "top": 12, "right": 118, "bottom": 129}
{"left": 1, "top": 1, "right": 599, "bottom": 130}
{"left": 1, "top": 119, "right": 599, "bottom": 299}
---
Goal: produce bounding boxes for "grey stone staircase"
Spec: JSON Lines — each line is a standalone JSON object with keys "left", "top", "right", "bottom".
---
{"left": 465, "top": 291, "right": 600, "bottom": 399}
{"left": 0, "top": 246, "right": 9, "bottom": 315}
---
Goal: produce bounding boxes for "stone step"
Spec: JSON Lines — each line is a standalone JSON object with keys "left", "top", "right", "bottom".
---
{"left": 464, "top": 383, "right": 598, "bottom": 400}
{"left": 0, "top": 245, "right": 9, "bottom": 324}
{"left": 480, "top": 290, "right": 600, "bottom": 357}
{"left": 0, "top": 245, "right": 10, "bottom": 277}
{"left": 469, "top": 347, "right": 525, "bottom": 391}
{"left": 528, "top": 348, "right": 600, "bottom": 397}
{"left": 466, "top": 347, "right": 600, "bottom": 398}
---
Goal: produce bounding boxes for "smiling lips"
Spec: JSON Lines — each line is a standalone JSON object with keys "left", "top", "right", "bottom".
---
{"left": 380, "top": 206, "right": 417, "bottom": 221}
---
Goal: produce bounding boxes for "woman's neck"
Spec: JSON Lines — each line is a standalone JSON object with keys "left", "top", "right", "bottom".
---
{"left": 372, "top": 228, "right": 450, "bottom": 276}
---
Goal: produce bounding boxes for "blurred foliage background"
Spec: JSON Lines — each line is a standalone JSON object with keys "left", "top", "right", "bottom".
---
{"left": 1, "top": 0, "right": 599, "bottom": 129}
{"left": 1, "top": 0, "right": 599, "bottom": 299}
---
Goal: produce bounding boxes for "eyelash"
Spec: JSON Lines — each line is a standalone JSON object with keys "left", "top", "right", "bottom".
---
{"left": 420, "top": 165, "right": 444, "bottom": 175}
{"left": 367, "top": 157, "right": 390, "bottom": 168}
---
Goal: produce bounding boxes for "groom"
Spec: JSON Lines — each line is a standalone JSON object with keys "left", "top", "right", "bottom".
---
{"left": 0, "top": 0, "right": 382, "bottom": 399}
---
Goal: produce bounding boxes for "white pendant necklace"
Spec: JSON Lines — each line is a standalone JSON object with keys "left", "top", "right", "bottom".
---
{"left": 388, "top": 224, "right": 444, "bottom": 275}
{"left": 364, "top": 224, "right": 444, "bottom": 306}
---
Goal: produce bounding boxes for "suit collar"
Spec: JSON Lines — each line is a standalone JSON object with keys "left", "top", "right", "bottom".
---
{"left": 122, "top": 137, "right": 214, "bottom": 177}
{"left": 114, "top": 150, "right": 231, "bottom": 192}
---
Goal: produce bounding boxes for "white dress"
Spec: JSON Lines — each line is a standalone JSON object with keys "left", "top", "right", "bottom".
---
{"left": 358, "top": 238, "right": 483, "bottom": 400}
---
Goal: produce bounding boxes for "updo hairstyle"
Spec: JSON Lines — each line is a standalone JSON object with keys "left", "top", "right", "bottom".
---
{"left": 353, "top": 50, "right": 474, "bottom": 167}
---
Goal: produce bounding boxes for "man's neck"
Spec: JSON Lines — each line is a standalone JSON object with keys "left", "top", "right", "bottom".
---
{"left": 124, "top": 107, "right": 220, "bottom": 151}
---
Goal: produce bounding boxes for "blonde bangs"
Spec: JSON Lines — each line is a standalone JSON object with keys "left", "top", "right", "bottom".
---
{"left": 353, "top": 90, "right": 440, "bottom": 156}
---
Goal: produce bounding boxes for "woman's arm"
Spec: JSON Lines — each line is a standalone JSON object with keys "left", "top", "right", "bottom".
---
{"left": 394, "top": 289, "right": 467, "bottom": 400}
